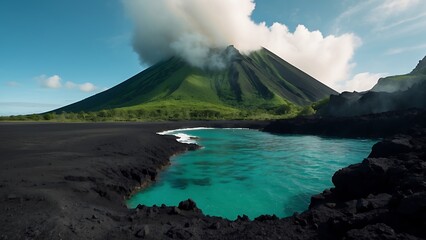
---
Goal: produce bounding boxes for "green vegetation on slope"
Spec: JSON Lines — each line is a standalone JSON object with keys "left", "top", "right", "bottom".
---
{"left": 371, "top": 74, "right": 425, "bottom": 93}
{"left": 371, "top": 55, "right": 426, "bottom": 93}
{"left": 4, "top": 46, "right": 338, "bottom": 121}
{"left": 0, "top": 102, "right": 301, "bottom": 122}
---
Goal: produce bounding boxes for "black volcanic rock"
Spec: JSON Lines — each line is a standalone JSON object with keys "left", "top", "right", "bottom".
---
{"left": 319, "top": 81, "right": 426, "bottom": 117}
{"left": 368, "top": 136, "right": 414, "bottom": 158}
{"left": 254, "top": 214, "right": 279, "bottom": 222}
{"left": 332, "top": 158, "right": 393, "bottom": 199}
{"left": 263, "top": 109, "right": 426, "bottom": 138}
{"left": 1, "top": 118, "right": 426, "bottom": 239}
{"left": 344, "top": 223, "right": 416, "bottom": 240}
{"left": 316, "top": 131, "right": 425, "bottom": 239}
{"left": 178, "top": 199, "right": 198, "bottom": 211}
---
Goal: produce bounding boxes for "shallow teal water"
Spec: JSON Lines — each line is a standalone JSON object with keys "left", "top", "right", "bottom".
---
{"left": 127, "top": 128, "right": 377, "bottom": 220}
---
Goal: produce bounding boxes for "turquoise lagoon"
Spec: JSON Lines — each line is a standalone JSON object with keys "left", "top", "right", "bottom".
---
{"left": 127, "top": 128, "right": 376, "bottom": 220}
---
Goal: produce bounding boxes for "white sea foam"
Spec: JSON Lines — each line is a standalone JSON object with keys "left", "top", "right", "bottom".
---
{"left": 223, "top": 128, "right": 250, "bottom": 130}
{"left": 157, "top": 127, "right": 249, "bottom": 144}
{"left": 173, "top": 133, "right": 199, "bottom": 144}
{"left": 157, "top": 127, "right": 214, "bottom": 136}
{"left": 157, "top": 127, "right": 212, "bottom": 144}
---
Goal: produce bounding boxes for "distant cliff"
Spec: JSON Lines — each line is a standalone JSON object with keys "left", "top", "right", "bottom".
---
{"left": 319, "top": 55, "right": 426, "bottom": 117}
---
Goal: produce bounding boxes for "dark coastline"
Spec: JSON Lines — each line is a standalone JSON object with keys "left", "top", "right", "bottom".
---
{"left": 0, "top": 117, "right": 425, "bottom": 239}
{"left": 263, "top": 109, "right": 426, "bottom": 138}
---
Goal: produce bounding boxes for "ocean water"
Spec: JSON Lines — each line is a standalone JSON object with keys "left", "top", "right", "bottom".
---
{"left": 127, "top": 128, "right": 377, "bottom": 220}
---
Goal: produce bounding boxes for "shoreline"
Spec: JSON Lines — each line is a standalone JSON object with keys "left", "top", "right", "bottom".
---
{"left": 127, "top": 128, "right": 377, "bottom": 220}
{"left": 124, "top": 140, "right": 202, "bottom": 204}
{"left": 0, "top": 120, "right": 269, "bottom": 239}
{"left": 0, "top": 116, "right": 424, "bottom": 239}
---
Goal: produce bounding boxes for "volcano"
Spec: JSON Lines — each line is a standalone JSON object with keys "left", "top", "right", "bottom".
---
{"left": 53, "top": 46, "right": 337, "bottom": 119}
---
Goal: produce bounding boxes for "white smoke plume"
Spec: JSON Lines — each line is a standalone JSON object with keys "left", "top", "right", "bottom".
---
{"left": 123, "top": 0, "right": 360, "bottom": 90}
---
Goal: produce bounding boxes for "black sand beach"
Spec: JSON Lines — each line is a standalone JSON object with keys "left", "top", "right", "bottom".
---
{"left": 0, "top": 117, "right": 425, "bottom": 239}
{"left": 0, "top": 121, "right": 268, "bottom": 239}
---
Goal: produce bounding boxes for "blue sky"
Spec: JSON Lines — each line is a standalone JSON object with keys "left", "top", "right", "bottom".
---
{"left": 1, "top": 0, "right": 425, "bottom": 116}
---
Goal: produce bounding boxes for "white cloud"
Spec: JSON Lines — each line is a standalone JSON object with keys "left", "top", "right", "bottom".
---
{"left": 371, "top": 0, "right": 426, "bottom": 33}
{"left": 261, "top": 25, "right": 360, "bottom": 89}
{"left": 79, "top": 82, "right": 97, "bottom": 92}
{"left": 376, "top": 0, "right": 419, "bottom": 16}
{"left": 37, "top": 75, "right": 62, "bottom": 89}
{"left": 340, "top": 0, "right": 421, "bottom": 21}
{"left": 376, "top": 12, "right": 426, "bottom": 31}
{"left": 335, "top": 0, "right": 426, "bottom": 33}
{"left": 65, "top": 81, "right": 77, "bottom": 89}
{"left": 123, "top": 0, "right": 360, "bottom": 90}
{"left": 66, "top": 81, "right": 98, "bottom": 92}
{"left": 335, "top": 1, "right": 374, "bottom": 26}
{"left": 36, "top": 75, "right": 98, "bottom": 92}
{"left": 337, "top": 72, "right": 385, "bottom": 93}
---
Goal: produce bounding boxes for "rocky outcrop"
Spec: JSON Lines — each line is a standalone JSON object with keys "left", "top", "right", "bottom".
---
{"left": 304, "top": 129, "right": 426, "bottom": 239}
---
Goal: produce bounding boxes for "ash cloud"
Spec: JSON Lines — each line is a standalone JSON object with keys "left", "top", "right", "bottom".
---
{"left": 123, "top": 0, "right": 360, "bottom": 89}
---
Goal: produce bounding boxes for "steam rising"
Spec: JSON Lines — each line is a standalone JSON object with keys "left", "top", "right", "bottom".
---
{"left": 123, "top": 0, "right": 360, "bottom": 89}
